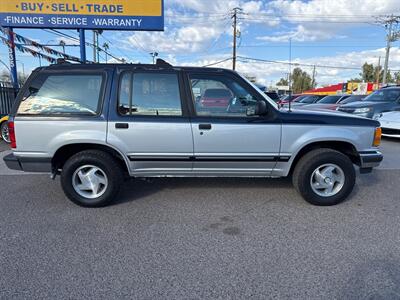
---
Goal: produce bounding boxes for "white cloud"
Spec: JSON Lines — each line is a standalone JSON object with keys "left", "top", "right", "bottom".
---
{"left": 257, "top": 0, "right": 400, "bottom": 42}
{"left": 257, "top": 25, "right": 331, "bottom": 42}
{"left": 183, "top": 47, "right": 400, "bottom": 86}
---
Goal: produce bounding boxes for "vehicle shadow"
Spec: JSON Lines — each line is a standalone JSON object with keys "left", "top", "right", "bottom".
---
{"left": 113, "top": 176, "right": 293, "bottom": 206}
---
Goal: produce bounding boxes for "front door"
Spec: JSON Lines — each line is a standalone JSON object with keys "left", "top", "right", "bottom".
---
{"left": 107, "top": 69, "right": 193, "bottom": 175}
{"left": 187, "top": 72, "right": 281, "bottom": 176}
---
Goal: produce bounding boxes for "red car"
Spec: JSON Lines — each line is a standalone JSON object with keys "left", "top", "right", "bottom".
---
{"left": 200, "top": 88, "right": 232, "bottom": 108}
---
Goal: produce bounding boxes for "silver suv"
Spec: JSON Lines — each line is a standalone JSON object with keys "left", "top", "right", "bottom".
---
{"left": 4, "top": 61, "right": 383, "bottom": 207}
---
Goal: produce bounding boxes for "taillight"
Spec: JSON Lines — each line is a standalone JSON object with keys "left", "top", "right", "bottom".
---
{"left": 8, "top": 121, "right": 16, "bottom": 149}
{"left": 373, "top": 127, "right": 382, "bottom": 147}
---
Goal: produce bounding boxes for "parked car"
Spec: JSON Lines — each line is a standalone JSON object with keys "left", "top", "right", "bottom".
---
{"left": 4, "top": 61, "right": 382, "bottom": 207}
{"left": 376, "top": 110, "right": 400, "bottom": 138}
{"left": 283, "top": 94, "right": 326, "bottom": 108}
{"left": 0, "top": 115, "right": 10, "bottom": 143}
{"left": 338, "top": 86, "right": 400, "bottom": 118}
{"left": 277, "top": 93, "right": 301, "bottom": 106}
{"left": 339, "top": 95, "right": 366, "bottom": 105}
{"left": 265, "top": 91, "right": 280, "bottom": 103}
{"left": 300, "top": 95, "right": 351, "bottom": 111}
{"left": 199, "top": 88, "right": 232, "bottom": 108}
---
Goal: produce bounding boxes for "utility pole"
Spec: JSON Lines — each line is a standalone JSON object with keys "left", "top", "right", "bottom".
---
{"left": 376, "top": 56, "right": 381, "bottom": 86}
{"left": 311, "top": 65, "right": 316, "bottom": 88}
{"left": 93, "top": 30, "right": 97, "bottom": 63}
{"left": 231, "top": 7, "right": 243, "bottom": 71}
{"left": 377, "top": 15, "right": 400, "bottom": 84}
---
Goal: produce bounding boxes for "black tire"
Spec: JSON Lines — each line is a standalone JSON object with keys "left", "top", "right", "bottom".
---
{"left": 292, "top": 148, "right": 356, "bottom": 206}
{"left": 60, "top": 150, "right": 124, "bottom": 207}
{"left": 0, "top": 121, "right": 10, "bottom": 144}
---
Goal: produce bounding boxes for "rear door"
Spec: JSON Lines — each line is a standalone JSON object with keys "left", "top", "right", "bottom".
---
{"left": 187, "top": 71, "right": 281, "bottom": 175}
{"left": 107, "top": 68, "right": 194, "bottom": 175}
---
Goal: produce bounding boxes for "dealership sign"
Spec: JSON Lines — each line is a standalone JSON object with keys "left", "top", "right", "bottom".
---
{"left": 0, "top": 0, "right": 164, "bottom": 30}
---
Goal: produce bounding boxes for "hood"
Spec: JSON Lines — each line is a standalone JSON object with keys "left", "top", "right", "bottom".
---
{"left": 279, "top": 108, "right": 380, "bottom": 127}
{"left": 300, "top": 103, "right": 337, "bottom": 110}
{"left": 340, "top": 101, "right": 391, "bottom": 108}
{"left": 379, "top": 111, "right": 400, "bottom": 123}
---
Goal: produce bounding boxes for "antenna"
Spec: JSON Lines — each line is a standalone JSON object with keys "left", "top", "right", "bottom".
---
{"left": 288, "top": 37, "right": 292, "bottom": 112}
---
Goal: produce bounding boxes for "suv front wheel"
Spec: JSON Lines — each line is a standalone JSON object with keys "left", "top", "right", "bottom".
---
{"left": 61, "top": 150, "right": 123, "bottom": 207}
{"left": 292, "top": 148, "right": 356, "bottom": 206}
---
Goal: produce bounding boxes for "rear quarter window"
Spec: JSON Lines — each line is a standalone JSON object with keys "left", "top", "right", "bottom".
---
{"left": 17, "top": 73, "right": 104, "bottom": 115}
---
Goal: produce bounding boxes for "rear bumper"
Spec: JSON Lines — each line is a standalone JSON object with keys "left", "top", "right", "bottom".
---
{"left": 3, "top": 153, "right": 52, "bottom": 173}
{"left": 358, "top": 150, "right": 383, "bottom": 168}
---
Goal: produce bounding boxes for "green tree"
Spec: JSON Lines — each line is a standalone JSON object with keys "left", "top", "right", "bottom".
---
{"left": 291, "top": 67, "right": 312, "bottom": 93}
{"left": 276, "top": 77, "right": 288, "bottom": 86}
{"left": 394, "top": 72, "right": 400, "bottom": 84}
{"left": 360, "top": 62, "right": 375, "bottom": 82}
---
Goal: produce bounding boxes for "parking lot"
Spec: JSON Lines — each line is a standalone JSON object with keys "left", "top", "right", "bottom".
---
{"left": 1, "top": 139, "right": 400, "bottom": 299}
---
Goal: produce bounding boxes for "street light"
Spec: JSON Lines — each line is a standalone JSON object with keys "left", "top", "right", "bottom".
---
{"left": 150, "top": 52, "right": 158, "bottom": 64}
{"left": 16, "top": 60, "right": 25, "bottom": 78}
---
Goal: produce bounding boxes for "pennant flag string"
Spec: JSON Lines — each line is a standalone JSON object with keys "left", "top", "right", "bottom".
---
{"left": 0, "top": 36, "right": 58, "bottom": 64}
{"left": 0, "top": 26, "right": 82, "bottom": 62}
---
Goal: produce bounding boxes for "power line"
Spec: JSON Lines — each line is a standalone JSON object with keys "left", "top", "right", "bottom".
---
{"left": 236, "top": 55, "right": 400, "bottom": 72}
{"left": 202, "top": 57, "right": 232, "bottom": 67}
{"left": 43, "top": 29, "right": 125, "bottom": 63}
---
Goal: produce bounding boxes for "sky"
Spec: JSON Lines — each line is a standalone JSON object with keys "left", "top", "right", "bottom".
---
{"left": 1, "top": 0, "right": 400, "bottom": 86}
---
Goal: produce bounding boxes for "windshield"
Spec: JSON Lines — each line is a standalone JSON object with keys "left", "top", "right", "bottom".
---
{"left": 364, "top": 89, "right": 400, "bottom": 102}
{"left": 299, "top": 95, "right": 319, "bottom": 103}
{"left": 240, "top": 74, "right": 278, "bottom": 109}
{"left": 266, "top": 92, "right": 280, "bottom": 101}
{"left": 318, "top": 96, "right": 341, "bottom": 104}
{"left": 340, "top": 95, "right": 364, "bottom": 104}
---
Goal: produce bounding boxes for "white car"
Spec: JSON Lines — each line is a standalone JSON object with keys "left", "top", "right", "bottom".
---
{"left": 377, "top": 111, "right": 400, "bottom": 138}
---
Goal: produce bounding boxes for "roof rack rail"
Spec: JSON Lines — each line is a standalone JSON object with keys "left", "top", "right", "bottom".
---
{"left": 56, "top": 58, "right": 71, "bottom": 64}
{"left": 156, "top": 58, "right": 172, "bottom": 67}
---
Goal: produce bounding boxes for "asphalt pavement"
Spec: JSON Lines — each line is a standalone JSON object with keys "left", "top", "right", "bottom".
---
{"left": 1, "top": 139, "right": 400, "bottom": 299}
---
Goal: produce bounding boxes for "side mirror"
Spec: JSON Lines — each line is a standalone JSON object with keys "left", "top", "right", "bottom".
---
{"left": 247, "top": 100, "right": 268, "bottom": 116}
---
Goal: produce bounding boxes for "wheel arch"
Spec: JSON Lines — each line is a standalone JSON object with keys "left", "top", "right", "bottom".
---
{"left": 288, "top": 140, "right": 359, "bottom": 176}
{"left": 52, "top": 143, "right": 130, "bottom": 175}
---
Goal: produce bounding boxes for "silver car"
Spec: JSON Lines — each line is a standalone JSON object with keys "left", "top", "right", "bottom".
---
{"left": 4, "top": 61, "right": 383, "bottom": 207}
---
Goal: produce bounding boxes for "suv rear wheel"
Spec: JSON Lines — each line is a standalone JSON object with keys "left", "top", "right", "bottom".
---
{"left": 292, "top": 148, "right": 356, "bottom": 206}
{"left": 61, "top": 150, "right": 123, "bottom": 207}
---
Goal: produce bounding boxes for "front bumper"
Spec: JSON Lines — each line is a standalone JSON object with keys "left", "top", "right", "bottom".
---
{"left": 358, "top": 150, "right": 383, "bottom": 168}
{"left": 3, "top": 153, "right": 52, "bottom": 172}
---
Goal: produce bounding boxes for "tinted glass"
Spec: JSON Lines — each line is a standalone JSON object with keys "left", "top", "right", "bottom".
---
{"left": 340, "top": 95, "right": 364, "bottom": 104}
{"left": 265, "top": 92, "right": 280, "bottom": 101}
{"left": 190, "top": 75, "right": 258, "bottom": 117}
{"left": 364, "top": 89, "right": 400, "bottom": 102}
{"left": 318, "top": 96, "right": 341, "bottom": 104}
{"left": 18, "top": 74, "right": 103, "bottom": 115}
{"left": 300, "top": 95, "right": 319, "bottom": 103}
{"left": 119, "top": 72, "right": 182, "bottom": 116}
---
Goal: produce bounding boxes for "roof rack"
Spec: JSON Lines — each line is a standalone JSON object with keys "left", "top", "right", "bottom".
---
{"left": 56, "top": 58, "right": 71, "bottom": 65}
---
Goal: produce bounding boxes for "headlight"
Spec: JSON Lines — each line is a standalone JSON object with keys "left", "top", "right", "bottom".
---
{"left": 354, "top": 107, "right": 372, "bottom": 113}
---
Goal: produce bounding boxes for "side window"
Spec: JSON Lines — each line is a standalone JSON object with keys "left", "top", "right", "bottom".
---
{"left": 189, "top": 75, "right": 258, "bottom": 117}
{"left": 17, "top": 74, "right": 103, "bottom": 115}
{"left": 118, "top": 72, "right": 182, "bottom": 116}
